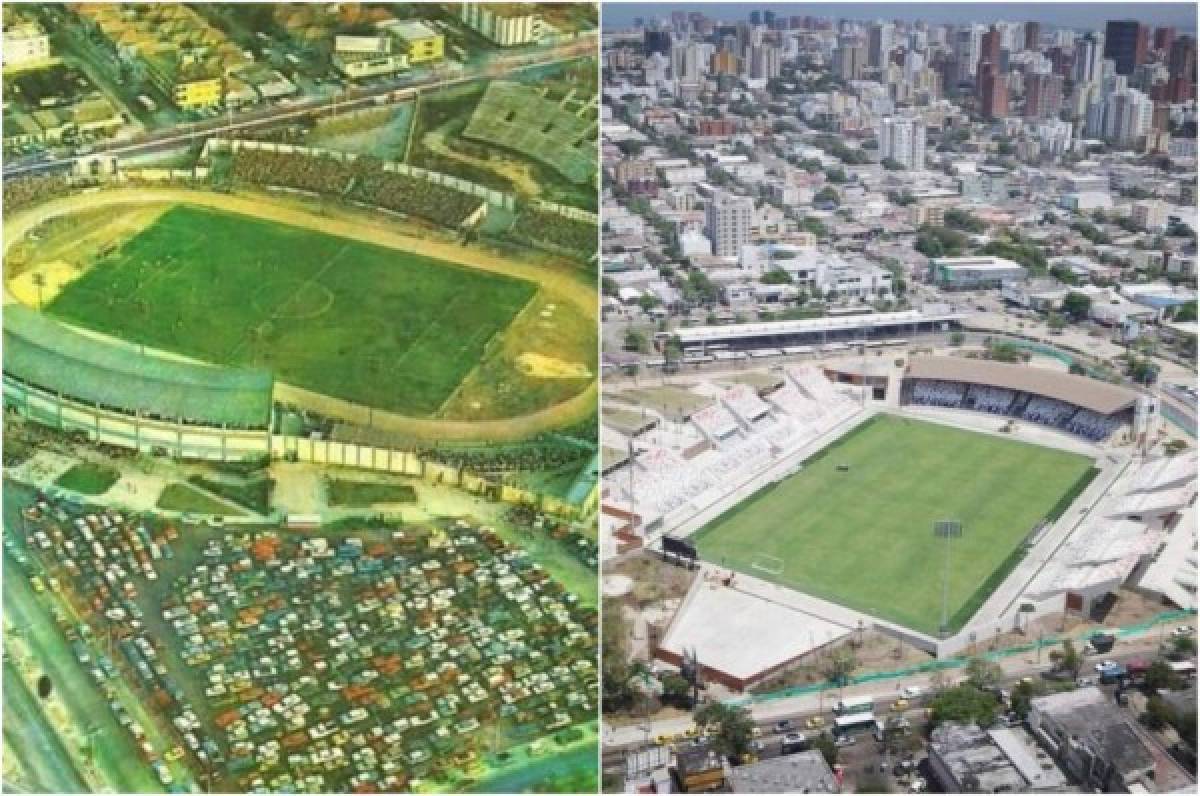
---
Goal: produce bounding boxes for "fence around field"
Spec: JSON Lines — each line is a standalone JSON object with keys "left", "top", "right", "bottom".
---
{"left": 733, "top": 607, "right": 1197, "bottom": 707}
{"left": 270, "top": 433, "right": 588, "bottom": 519}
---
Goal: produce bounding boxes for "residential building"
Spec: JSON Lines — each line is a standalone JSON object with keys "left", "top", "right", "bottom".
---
{"left": 705, "top": 190, "right": 754, "bottom": 257}
{"left": 979, "top": 61, "right": 1009, "bottom": 119}
{"left": 142, "top": 53, "right": 224, "bottom": 110}
{"left": 1105, "top": 19, "right": 1147, "bottom": 76}
{"left": 727, "top": 750, "right": 837, "bottom": 793}
{"left": 868, "top": 22, "right": 894, "bottom": 69}
{"left": 2, "top": 19, "right": 50, "bottom": 68}
{"left": 879, "top": 115, "right": 927, "bottom": 170}
{"left": 459, "top": 3, "right": 543, "bottom": 47}
{"left": 1132, "top": 199, "right": 1169, "bottom": 231}
{"left": 1025, "top": 72, "right": 1063, "bottom": 119}
{"left": 1027, "top": 687, "right": 1157, "bottom": 792}
{"left": 382, "top": 20, "right": 445, "bottom": 64}
{"left": 929, "top": 723, "right": 1068, "bottom": 793}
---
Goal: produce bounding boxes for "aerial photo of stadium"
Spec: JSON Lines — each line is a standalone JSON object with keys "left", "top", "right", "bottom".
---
{"left": 2, "top": 3, "right": 599, "bottom": 794}
{"left": 601, "top": 337, "right": 1194, "bottom": 694}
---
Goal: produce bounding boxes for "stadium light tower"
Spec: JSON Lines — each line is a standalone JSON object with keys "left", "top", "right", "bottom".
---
{"left": 934, "top": 520, "right": 963, "bottom": 637}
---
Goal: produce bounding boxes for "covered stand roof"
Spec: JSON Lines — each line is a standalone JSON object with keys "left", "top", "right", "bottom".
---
{"left": 905, "top": 356, "right": 1138, "bottom": 416}
{"left": 3, "top": 305, "right": 273, "bottom": 428}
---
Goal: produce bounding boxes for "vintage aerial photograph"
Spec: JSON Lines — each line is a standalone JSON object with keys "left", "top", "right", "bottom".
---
{"left": 2, "top": 2, "right": 599, "bottom": 793}
{"left": 598, "top": 3, "right": 1199, "bottom": 794}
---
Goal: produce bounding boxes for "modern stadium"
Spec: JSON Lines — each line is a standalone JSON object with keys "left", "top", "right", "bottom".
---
{"left": 601, "top": 344, "right": 1195, "bottom": 691}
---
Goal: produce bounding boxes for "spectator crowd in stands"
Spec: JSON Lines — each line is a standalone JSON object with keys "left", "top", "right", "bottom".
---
{"left": 230, "top": 149, "right": 483, "bottom": 229}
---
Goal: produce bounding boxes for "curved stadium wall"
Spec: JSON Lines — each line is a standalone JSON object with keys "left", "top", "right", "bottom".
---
{"left": 3, "top": 305, "right": 273, "bottom": 461}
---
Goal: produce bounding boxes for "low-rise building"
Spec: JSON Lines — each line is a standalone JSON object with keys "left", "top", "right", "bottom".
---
{"left": 382, "top": 20, "right": 444, "bottom": 64}
{"left": 142, "top": 53, "right": 224, "bottom": 110}
{"left": 929, "top": 256, "right": 1027, "bottom": 289}
{"left": 929, "top": 723, "right": 1068, "bottom": 793}
{"left": 727, "top": 750, "right": 837, "bottom": 793}
{"left": 1027, "top": 687, "right": 1157, "bottom": 792}
{"left": 2, "top": 18, "right": 50, "bottom": 68}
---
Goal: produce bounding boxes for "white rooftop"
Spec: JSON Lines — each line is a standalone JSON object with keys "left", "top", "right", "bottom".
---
{"left": 659, "top": 578, "right": 852, "bottom": 682}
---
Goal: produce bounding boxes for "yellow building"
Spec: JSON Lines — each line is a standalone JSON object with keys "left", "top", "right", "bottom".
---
{"left": 172, "top": 75, "right": 224, "bottom": 109}
{"left": 143, "top": 52, "right": 224, "bottom": 110}
{"left": 384, "top": 20, "right": 444, "bottom": 63}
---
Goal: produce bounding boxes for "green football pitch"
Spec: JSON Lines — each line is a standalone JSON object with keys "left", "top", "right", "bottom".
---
{"left": 693, "top": 414, "right": 1097, "bottom": 636}
{"left": 47, "top": 205, "right": 537, "bottom": 416}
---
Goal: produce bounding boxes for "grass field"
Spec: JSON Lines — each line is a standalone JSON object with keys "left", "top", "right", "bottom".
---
{"left": 326, "top": 479, "right": 417, "bottom": 507}
{"left": 693, "top": 415, "right": 1097, "bottom": 636}
{"left": 54, "top": 463, "right": 120, "bottom": 495}
{"left": 46, "top": 205, "right": 537, "bottom": 416}
{"left": 156, "top": 483, "right": 246, "bottom": 516}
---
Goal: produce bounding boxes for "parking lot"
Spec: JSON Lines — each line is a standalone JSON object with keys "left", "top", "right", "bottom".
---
{"left": 6, "top": 485, "right": 597, "bottom": 792}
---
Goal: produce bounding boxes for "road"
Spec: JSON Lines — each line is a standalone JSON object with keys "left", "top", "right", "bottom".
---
{"left": 2, "top": 660, "right": 88, "bottom": 794}
{"left": 3, "top": 486, "right": 161, "bottom": 793}
{"left": 3, "top": 37, "right": 596, "bottom": 179}
{"left": 603, "top": 626, "right": 1191, "bottom": 750}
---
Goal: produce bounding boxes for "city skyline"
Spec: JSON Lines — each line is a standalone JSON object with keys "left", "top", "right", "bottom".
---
{"left": 603, "top": 2, "right": 1199, "bottom": 32}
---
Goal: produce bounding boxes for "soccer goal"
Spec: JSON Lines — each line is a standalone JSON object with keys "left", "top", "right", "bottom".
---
{"left": 749, "top": 552, "right": 785, "bottom": 577}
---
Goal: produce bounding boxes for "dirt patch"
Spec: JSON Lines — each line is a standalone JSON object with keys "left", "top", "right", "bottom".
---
{"left": 517, "top": 352, "right": 592, "bottom": 379}
{"left": 8, "top": 260, "right": 79, "bottom": 306}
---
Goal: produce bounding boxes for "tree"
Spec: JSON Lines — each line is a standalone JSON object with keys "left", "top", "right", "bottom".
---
{"left": 1171, "top": 634, "right": 1198, "bottom": 658}
{"left": 929, "top": 684, "right": 998, "bottom": 727}
{"left": 1047, "top": 313, "right": 1067, "bottom": 333}
{"left": 881, "top": 157, "right": 906, "bottom": 171}
{"left": 1144, "top": 660, "right": 1182, "bottom": 691}
{"left": 965, "top": 657, "right": 1004, "bottom": 690}
{"left": 1010, "top": 679, "right": 1038, "bottom": 718}
{"left": 814, "top": 186, "right": 841, "bottom": 206}
{"left": 602, "top": 276, "right": 618, "bottom": 297}
{"left": 812, "top": 732, "right": 839, "bottom": 766}
{"left": 1062, "top": 291, "right": 1092, "bottom": 321}
{"left": 694, "top": 702, "right": 754, "bottom": 760}
{"left": 637, "top": 294, "right": 661, "bottom": 313}
{"left": 855, "top": 773, "right": 892, "bottom": 793}
{"left": 988, "top": 341, "right": 1022, "bottom": 363}
{"left": 1059, "top": 639, "right": 1083, "bottom": 679}
{"left": 945, "top": 209, "right": 987, "bottom": 234}
{"left": 660, "top": 673, "right": 693, "bottom": 708}
{"left": 760, "top": 269, "right": 793, "bottom": 284}
{"left": 623, "top": 329, "right": 647, "bottom": 352}
{"left": 949, "top": 331, "right": 966, "bottom": 346}
{"left": 1142, "top": 695, "right": 1174, "bottom": 731}
{"left": 824, "top": 647, "right": 859, "bottom": 686}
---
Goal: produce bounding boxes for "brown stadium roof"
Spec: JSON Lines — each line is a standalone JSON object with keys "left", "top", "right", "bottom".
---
{"left": 906, "top": 356, "right": 1139, "bottom": 416}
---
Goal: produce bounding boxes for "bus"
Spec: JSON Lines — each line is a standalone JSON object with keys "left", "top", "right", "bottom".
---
{"left": 834, "top": 695, "right": 874, "bottom": 716}
{"left": 834, "top": 712, "right": 877, "bottom": 737}
{"left": 1168, "top": 660, "right": 1197, "bottom": 680}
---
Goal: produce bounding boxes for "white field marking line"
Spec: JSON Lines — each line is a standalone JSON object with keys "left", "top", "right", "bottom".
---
{"left": 224, "top": 243, "right": 351, "bottom": 364}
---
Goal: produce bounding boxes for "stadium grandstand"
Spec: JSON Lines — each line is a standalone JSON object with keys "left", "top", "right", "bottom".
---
{"left": 2, "top": 305, "right": 273, "bottom": 459}
{"left": 902, "top": 356, "right": 1138, "bottom": 442}
{"left": 600, "top": 366, "right": 864, "bottom": 550}
{"left": 663, "top": 308, "right": 963, "bottom": 354}
{"left": 1025, "top": 453, "right": 1197, "bottom": 616}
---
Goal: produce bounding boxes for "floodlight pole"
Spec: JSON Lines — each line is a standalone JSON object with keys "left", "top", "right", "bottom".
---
{"left": 934, "top": 520, "right": 963, "bottom": 637}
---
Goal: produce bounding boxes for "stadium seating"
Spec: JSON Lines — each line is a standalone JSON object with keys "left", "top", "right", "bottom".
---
{"left": 910, "top": 379, "right": 967, "bottom": 408}
{"left": 966, "top": 384, "right": 1015, "bottom": 414}
{"left": 230, "top": 150, "right": 483, "bottom": 228}
{"left": 905, "top": 378, "right": 1122, "bottom": 442}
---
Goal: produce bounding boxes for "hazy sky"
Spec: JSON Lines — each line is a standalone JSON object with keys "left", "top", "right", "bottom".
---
{"left": 602, "top": 2, "right": 1199, "bottom": 33}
